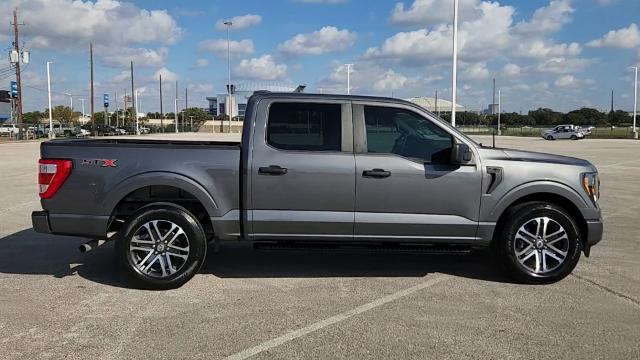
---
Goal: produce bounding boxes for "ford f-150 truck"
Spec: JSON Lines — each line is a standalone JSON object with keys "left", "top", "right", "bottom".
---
{"left": 32, "top": 93, "right": 603, "bottom": 289}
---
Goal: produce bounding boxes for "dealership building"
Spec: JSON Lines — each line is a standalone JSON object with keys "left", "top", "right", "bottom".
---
{"left": 206, "top": 82, "right": 304, "bottom": 119}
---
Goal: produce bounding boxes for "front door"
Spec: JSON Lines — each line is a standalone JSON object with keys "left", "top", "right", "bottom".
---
{"left": 353, "top": 103, "right": 483, "bottom": 243}
{"left": 249, "top": 100, "right": 355, "bottom": 240}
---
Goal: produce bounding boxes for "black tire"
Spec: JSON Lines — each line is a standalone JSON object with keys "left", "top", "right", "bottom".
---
{"left": 570, "top": 135, "right": 578, "bottom": 140}
{"left": 546, "top": 135, "right": 554, "bottom": 140}
{"left": 497, "top": 201, "right": 582, "bottom": 284}
{"left": 115, "top": 203, "right": 207, "bottom": 290}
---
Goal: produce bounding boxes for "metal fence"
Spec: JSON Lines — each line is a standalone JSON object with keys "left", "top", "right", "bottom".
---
{"left": 459, "top": 126, "right": 637, "bottom": 139}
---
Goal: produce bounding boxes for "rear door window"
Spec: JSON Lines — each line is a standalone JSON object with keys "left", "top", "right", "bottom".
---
{"left": 267, "top": 102, "right": 342, "bottom": 151}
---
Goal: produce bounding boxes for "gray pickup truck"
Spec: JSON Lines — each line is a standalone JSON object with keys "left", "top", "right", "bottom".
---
{"left": 32, "top": 93, "right": 603, "bottom": 289}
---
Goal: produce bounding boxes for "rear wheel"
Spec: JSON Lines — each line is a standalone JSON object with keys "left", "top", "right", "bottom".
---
{"left": 546, "top": 135, "right": 554, "bottom": 140}
{"left": 497, "top": 202, "right": 581, "bottom": 284}
{"left": 570, "top": 135, "right": 578, "bottom": 140}
{"left": 115, "top": 203, "right": 207, "bottom": 289}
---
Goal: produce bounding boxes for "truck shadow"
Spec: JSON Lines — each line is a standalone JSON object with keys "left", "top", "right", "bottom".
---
{"left": 0, "top": 229, "right": 515, "bottom": 289}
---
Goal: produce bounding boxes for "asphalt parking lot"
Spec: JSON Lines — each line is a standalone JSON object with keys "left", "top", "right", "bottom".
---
{"left": 0, "top": 135, "right": 639, "bottom": 359}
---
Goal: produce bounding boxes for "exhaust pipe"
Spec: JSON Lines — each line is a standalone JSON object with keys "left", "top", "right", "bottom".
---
{"left": 79, "top": 239, "right": 108, "bottom": 253}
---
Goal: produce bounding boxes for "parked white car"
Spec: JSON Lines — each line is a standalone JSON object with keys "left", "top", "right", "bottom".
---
{"left": 0, "top": 124, "right": 19, "bottom": 137}
{"left": 542, "top": 125, "right": 585, "bottom": 140}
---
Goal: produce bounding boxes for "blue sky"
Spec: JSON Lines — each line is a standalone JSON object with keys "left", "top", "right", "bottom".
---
{"left": 1, "top": 0, "right": 639, "bottom": 113}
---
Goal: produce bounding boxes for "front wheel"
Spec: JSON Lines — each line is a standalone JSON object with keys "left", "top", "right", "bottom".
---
{"left": 497, "top": 202, "right": 582, "bottom": 284}
{"left": 570, "top": 135, "right": 578, "bottom": 140}
{"left": 546, "top": 135, "right": 554, "bottom": 140}
{"left": 115, "top": 203, "right": 207, "bottom": 289}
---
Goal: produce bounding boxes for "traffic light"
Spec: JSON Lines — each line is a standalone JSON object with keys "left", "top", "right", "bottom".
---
{"left": 10, "top": 81, "right": 17, "bottom": 98}
{"left": 103, "top": 94, "right": 109, "bottom": 108}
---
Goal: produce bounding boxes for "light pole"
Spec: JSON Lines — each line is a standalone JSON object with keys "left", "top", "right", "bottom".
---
{"left": 224, "top": 20, "right": 233, "bottom": 132}
{"left": 451, "top": 0, "right": 459, "bottom": 127}
{"left": 135, "top": 89, "right": 140, "bottom": 135}
{"left": 632, "top": 66, "right": 638, "bottom": 139}
{"left": 79, "top": 98, "right": 86, "bottom": 123}
{"left": 46, "top": 61, "right": 55, "bottom": 139}
{"left": 345, "top": 64, "right": 354, "bottom": 94}
{"left": 497, "top": 90, "right": 502, "bottom": 136}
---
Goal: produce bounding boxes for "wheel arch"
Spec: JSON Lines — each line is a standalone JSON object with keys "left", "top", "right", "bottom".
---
{"left": 103, "top": 172, "right": 219, "bottom": 238}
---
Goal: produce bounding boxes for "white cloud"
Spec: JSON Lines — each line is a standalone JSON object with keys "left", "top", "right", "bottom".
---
{"left": 366, "top": 1, "right": 516, "bottom": 64}
{"left": 587, "top": 23, "right": 640, "bottom": 48}
{"left": 187, "top": 83, "right": 214, "bottom": 94}
{"left": 555, "top": 75, "right": 576, "bottom": 87}
{"left": 153, "top": 67, "right": 179, "bottom": 84}
{"left": 215, "top": 14, "right": 262, "bottom": 31}
{"left": 464, "top": 62, "right": 489, "bottom": 80}
{"left": 515, "top": 40, "right": 581, "bottom": 59}
{"left": 198, "top": 39, "right": 255, "bottom": 57}
{"left": 502, "top": 63, "right": 521, "bottom": 77}
{"left": 389, "top": 0, "right": 480, "bottom": 26}
{"left": 373, "top": 69, "right": 408, "bottom": 91}
{"left": 234, "top": 55, "right": 287, "bottom": 80}
{"left": 279, "top": 26, "right": 357, "bottom": 55}
{"left": 192, "top": 58, "right": 209, "bottom": 68}
{"left": 99, "top": 47, "right": 169, "bottom": 68}
{"left": 515, "top": 0, "right": 574, "bottom": 35}
{"left": 0, "top": 0, "right": 182, "bottom": 50}
{"left": 536, "top": 57, "right": 594, "bottom": 74}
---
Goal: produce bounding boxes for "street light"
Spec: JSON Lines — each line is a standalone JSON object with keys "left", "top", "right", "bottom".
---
{"left": 46, "top": 61, "right": 55, "bottom": 139}
{"left": 451, "top": 0, "right": 459, "bottom": 127}
{"left": 345, "top": 63, "right": 354, "bottom": 95}
{"left": 79, "top": 98, "right": 86, "bottom": 124}
{"left": 632, "top": 66, "right": 638, "bottom": 139}
{"left": 224, "top": 20, "right": 233, "bottom": 132}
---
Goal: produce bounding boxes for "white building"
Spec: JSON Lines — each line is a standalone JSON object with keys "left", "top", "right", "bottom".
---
{"left": 406, "top": 97, "right": 465, "bottom": 113}
{"left": 207, "top": 82, "right": 303, "bottom": 119}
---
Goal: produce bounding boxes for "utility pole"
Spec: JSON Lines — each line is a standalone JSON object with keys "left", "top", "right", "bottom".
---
{"left": 224, "top": 20, "right": 233, "bottom": 133}
{"left": 114, "top": 90, "right": 118, "bottom": 127}
{"left": 90, "top": 42, "right": 95, "bottom": 133}
{"left": 131, "top": 61, "right": 138, "bottom": 134}
{"left": 47, "top": 61, "right": 54, "bottom": 139}
{"left": 632, "top": 66, "right": 638, "bottom": 139}
{"left": 175, "top": 80, "right": 179, "bottom": 134}
{"left": 345, "top": 64, "right": 354, "bottom": 94}
{"left": 435, "top": 90, "right": 439, "bottom": 116}
{"left": 492, "top": 78, "right": 496, "bottom": 115}
{"left": 185, "top": 87, "right": 188, "bottom": 131}
{"left": 12, "top": 8, "right": 24, "bottom": 139}
{"left": 79, "top": 98, "right": 86, "bottom": 124}
{"left": 497, "top": 90, "right": 502, "bottom": 136}
{"left": 159, "top": 74, "right": 164, "bottom": 132}
{"left": 451, "top": 0, "right": 459, "bottom": 127}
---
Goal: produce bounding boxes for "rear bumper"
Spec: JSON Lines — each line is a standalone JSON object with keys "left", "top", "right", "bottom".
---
{"left": 586, "top": 219, "right": 603, "bottom": 246}
{"left": 32, "top": 210, "right": 52, "bottom": 234}
{"left": 31, "top": 210, "right": 109, "bottom": 239}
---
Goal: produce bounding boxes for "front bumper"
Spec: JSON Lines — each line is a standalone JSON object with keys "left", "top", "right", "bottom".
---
{"left": 586, "top": 219, "right": 603, "bottom": 246}
{"left": 32, "top": 210, "right": 52, "bottom": 234}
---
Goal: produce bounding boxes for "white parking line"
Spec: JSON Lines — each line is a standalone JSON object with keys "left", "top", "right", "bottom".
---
{"left": 224, "top": 275, "right": 449, "bottom": 360}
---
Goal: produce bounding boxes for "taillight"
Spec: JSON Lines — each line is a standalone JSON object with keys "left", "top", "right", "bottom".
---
{"left": 38, "top": 159, "right": 73, "bottom": 199}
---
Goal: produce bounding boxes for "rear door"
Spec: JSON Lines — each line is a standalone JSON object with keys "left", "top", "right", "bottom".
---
{"left": 352, "top": 103, "right": 482, "bottom": 243}
{"left": 248, "top": 99, "right": 355, "bottom": 240}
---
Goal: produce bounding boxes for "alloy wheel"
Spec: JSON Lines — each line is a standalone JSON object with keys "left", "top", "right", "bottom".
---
{"left": 129, "top": 220, "right": 190, "bottom": 278}
{"left": 513, "top": 216, "right": 569, "bottom": 274}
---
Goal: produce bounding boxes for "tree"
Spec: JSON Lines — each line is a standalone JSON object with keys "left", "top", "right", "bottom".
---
{"left": 529, "top": 108, "right": 563, "bottom": 126}
{"left": 609, "top": 110, "right": 632, "bottom": 126}
{"left": 23, "top": 111, "right": 45, "bottom": 124}
{"left": 563, "top": 108, "right": 608, "bottom": 126}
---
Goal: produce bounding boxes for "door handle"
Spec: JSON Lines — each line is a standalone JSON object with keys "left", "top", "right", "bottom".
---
{"left": 362, "top": 168, "right": 391, "bottom": 178}
{"left": 259, "top": 165, "right": 288, "bottom": 175}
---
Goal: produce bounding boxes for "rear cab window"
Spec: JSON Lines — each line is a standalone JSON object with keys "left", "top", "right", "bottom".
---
{"left": 267, "top": 102, "right": 342, "bottom": 152}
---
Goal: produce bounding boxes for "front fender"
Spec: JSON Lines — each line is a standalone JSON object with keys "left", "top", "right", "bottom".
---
{"left": 485, "top": 180, "right": 590, "bottom": 222}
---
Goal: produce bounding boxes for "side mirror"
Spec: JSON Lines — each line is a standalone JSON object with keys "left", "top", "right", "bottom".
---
{"left": 451, "top": 142, "right": 473, "bottom": 164}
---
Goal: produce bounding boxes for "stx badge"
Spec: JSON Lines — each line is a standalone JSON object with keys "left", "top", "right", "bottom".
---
{"left": 81, "top": 159, "right": 118, "bottom": 167}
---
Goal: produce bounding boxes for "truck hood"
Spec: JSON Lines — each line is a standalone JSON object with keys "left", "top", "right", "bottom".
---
{"left": 501, "top": 148, "right": 593, "bottom": 168}
{"left": 477, "top": 146, "right": 594, "bottom": 168}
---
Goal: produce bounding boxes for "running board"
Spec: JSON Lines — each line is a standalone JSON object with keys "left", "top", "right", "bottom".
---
{"left": 252, "top": 241, "right": 472, "bottom": 254}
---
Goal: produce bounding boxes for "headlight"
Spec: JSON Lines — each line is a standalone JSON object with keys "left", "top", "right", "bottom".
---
{"left": 582, "top": 172, "right": 600, "bottom": 204}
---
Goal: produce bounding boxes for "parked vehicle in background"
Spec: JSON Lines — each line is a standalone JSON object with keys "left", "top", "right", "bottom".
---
{"left": 75, "top": 127, "right": 91, "bottom": 137}
{"left": 32, "top": 93, "right": 603, "bottom": 289}
{"left": 579, "top": 126, "right": 595, "bottom": 136}
{"left": 0, "top": 123, "right": 19, "bottom": 137}
{"left": 139, "top": 126, "right": 150, "bottom": 134}
{"left": 542, "top": 125, "right": 585, "bottom": 140}
{"left": 114, "top": 127, "right": 128, "bottom": 135}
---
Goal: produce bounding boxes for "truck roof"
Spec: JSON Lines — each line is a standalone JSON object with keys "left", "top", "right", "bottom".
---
{"left": 249, "top": 92, "right": 419, "bottom": 108}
